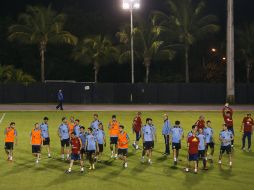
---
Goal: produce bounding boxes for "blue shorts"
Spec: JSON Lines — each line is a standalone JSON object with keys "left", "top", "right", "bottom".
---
{"left": 189, "top": 153, "right": 198, "bottom": 161}
{"left": 110, "top": 137, "right": 118, "bottom": 145}
{"left": 71, "top": 153, "right": 80, "bottom": 161}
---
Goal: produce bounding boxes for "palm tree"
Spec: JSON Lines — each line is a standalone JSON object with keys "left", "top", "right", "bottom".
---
{"left": 8, "top": 5, "right": 77, "bottom": 82}
{"left": 73, "top": 35, "right": 119, "bottom": 83}
{"left": 236, "top": 23, "right": 254, "bottom": 83}
{"left": 117, "top": 19, "right": 175, "bottom": 83}
{"left": 155, "top": 0, "right": 219, "bottom": 83}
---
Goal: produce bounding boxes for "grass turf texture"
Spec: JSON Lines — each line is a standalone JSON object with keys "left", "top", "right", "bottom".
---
{"left": 0, "top": 111, "right": 253, "bottom": 190}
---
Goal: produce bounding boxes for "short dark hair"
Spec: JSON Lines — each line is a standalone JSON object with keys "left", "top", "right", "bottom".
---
{"left": 119, "top": 125, "right": 124, "bottom": 129}
{"left": 71, "top": 132, "right": 75, "bottom": 135}
{"left": 94, "top": 113, "right": 98, "bottom": 117}
{"left": 192, "top": 125, "right": 197, "bottom": 129}
{"left": 75, "top": 119, "right": 80, "bottom": 122}
{"left": 112, "top": 115, "right": 116, "bottom": 118}
{"left": 223, "top": 123, "right": 227, "bottom": 127}
{"left": 146, "top": 118, "right": 152, "bottom": 122}
{"left": 10, "top": 122, "right": 15, "bottom": 126}
{"left": 175, "top": 121, "right": 180, "bottom": 125}
{"left": 88, "top": 127, "right": 93, "bottom": 132}
{"left": 206, "top": 120, "right": 211, "bottom": 124}
{"left": 34, "top": 123, "right": 39, "bottom": 126}
{"left": 44, "top": 117, "right": 49, "bottom": 120}
{"left": 80, "top": 126, "right": 85, "bottom": 130}
{"left": 62, "top": 117, "right": 66, "bottom": 121}
{"left": 247, "top": 113, "right": 251, "bottom": 116}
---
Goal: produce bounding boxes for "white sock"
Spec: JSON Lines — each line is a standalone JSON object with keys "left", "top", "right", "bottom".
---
{"left": 61, "top": 154, "right": 64, "bottom": 159}
{"left": 68, "top": 168, "right": 71, "bottom": 172}
{"left": 174, "top": 157, "right": 177, "bottom": 161}
{"left": 194, "top": 168, "right": 197, "bottom": 172}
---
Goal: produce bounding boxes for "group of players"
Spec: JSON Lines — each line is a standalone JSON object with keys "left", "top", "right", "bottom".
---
{"left": 2, "top": 103, "right": 254, "bottom": 174}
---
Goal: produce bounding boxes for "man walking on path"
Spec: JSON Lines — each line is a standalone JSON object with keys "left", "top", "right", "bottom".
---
{"left": 56, "top": 90, "right": 64, "bottom": 110}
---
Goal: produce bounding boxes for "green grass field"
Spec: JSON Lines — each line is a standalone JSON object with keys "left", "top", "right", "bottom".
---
{"left": 0, "top": 110, "right": 254, "bottom": 190}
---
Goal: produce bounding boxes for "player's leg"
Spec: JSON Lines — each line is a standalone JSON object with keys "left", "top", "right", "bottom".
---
{"left": 185, "top": 154, "right": 190, "bottom": 172}
{"left": 202, "top": 151, "right": 207, "bottom": 169}
{"left": 218, "top": 147, "right": 223, "bottom": 164}
{"left": 61, "top": 140, "right": 65, "bottom": 160}
{"left": 68, "top": 159, "right": 74, "bottom": 172}
{"left": 194, "top": 160, "right": 198, "bottom": 173}
{"left": 123, "top": 150, "right": 128, "bottom": 168}
{"left": 228, "top": 146, "right": 232, "bottom": 166}
{"left": 80, "top": 157, "right": 84, "bottom": 173}
{"left": 110, "top": 137, "right": 114, "bottom": 158}
{"left": 91, "top": 152, "right": 95, "bottom": 169}
{"left": 114, "top": 143, "right": 118, "bottom": 158}
{"left": 148, "top": 149, "right": 152, "bottom": 164}
{"left": 242, "top": 132, "right": 246, "bottom": 150}
{"left": 247, "top": 132, "right": 251, "bottom": 151}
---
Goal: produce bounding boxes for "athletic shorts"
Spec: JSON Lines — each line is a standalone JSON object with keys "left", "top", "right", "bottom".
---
{"left": 32, "top": 145, "right": 41, "bottom": 153}
{"left": 135, "top": 131, "right": 141, "bottom": 141}
{"left": 227, "top": 127, "right": 234, "bottom": 135}
{"left": 71, "top": 153, "right": 80, "bottom": 161}
{"left": 87, "top": 150, "right": 96, "bottom": 157}
{"left": 98, "top": 144, "right": 104, "bottom": 153}
{"left": 43, "top": 137, "right": 50, "bottom": 145}
{"left": 220, "top": 145, "right": 231, "bottom": 155}
{"left": 5, "top": 142, "right": 14, "bottom": 150}
{"left": 172, "top": 143, "right": 181, "bottom": 150}
{"left": 198, "top": 150, "right": 205, "bottom": 158}
{"left": 80, "top": 148, "right": 86, "bottom": 155}
{"left": 61, "top": 138, "right": 70, "bottom": 147}
{"left": 206, "top": 142, "right": 214, "bottom": 149}
{"left": 143, "top": 141, "right": 154, "bottom": 150}
{"left": 189, "top": 153, "right": 198, "bottom": 161}
{"left": 110, "top": 137, "right": 118, "bottom": 145}
{"left": 118, "top": 148, "right": 128, "bottom": 156}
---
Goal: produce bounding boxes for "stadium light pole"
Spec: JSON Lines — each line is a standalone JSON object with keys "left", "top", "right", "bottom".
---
{"left": 122, "top": 0, "right": 140, "bottom": 84}
{"left": 226, "top": 0, "right": 235, "bottom": 103}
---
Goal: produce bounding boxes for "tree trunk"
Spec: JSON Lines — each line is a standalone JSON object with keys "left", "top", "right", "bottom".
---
{"left": 39, "top": 41, "right": 46, "bottom": 83}
{"left": 185, "top": 45, "right": 190, "bottom": 83}
{"left": 144, "top": 58, "right": 151, "bottom": 84}
{"left": 94, "top": 62, "right": 99, "bottom": 83}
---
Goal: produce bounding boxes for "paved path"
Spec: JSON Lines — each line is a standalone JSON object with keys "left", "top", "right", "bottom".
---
{"left": 0, "top": 104, "right": 253, "bottom": 111}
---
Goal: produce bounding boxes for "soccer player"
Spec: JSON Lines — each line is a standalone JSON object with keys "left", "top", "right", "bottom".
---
{"left": 30, "top": 123, "right": 43, "bottom": 164}
{"left": 241, "top": 113, "right": 254, "bottom": 151}
{"left": 223, "top": 111, "right": 234, "bottom": 147}
{"left": 73, "top": 119, "right": 80, "bottom": 137}
{"left": 204, "top": 120, "right": 214, "bottom": 162}
{"left": 162, "top": 114, "right": 171, "bottom": 156}
{"left": 195, "top": 115, "right": 205, "bottom": 130}
{"left": 90, "top": 113, "right": 101, "bottom": 131}
{"left": 66, "top": 132, "right": 84, "bottom": 173}
{"left": 170, "top": 120, "right": 184, "bottom": 166}
{"left": 222, "top": 103, "right": 233, "bottom": 117}
{"left": 68, "top": 116, "right": 75, "bottom": 135}
{"left": 197, "top": 128, "right": 207, "bottom": 170}
{"left": 187, "top": 125, "right": 198, "bottom": 139}
{"left": 79, "top": 126, "right": 87, "bottom": 160}
{"left": 96, "top": 122, "right": 106, "bottom": 162}
{"left": 40, "top": 117, "right": 51, "bottom": 158}
{"left": 141, "top": 118, "right": 157, "bottom": 164}
{"left": 118, "top": 125, "right": 129, "bottom": 168}
{"left": 132, "top": 112, "right": 142, "bottom": 150}
{"left": 56, "top": 89, "right": 64, "bottom": 110}
{"left": 58, "top": 117, "right": 70, "bottom": 160}
{"left": 85, "top": 127, "right": 99, "bottom": 170}
{"left": 4, "top": 122, "right": 17, "bottom": 161}
{"left": 186, "top": 130, "right": 199, "bottom": 174}
{"left": 108, "top": 115, "right": 120, "bottom": 158}
{"left": 219, "top": 123, "right": 234, "bottom": 167}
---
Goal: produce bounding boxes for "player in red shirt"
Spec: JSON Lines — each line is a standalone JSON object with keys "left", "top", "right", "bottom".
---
{"left": 132, "top": 112, "right": 142, "bottom": 150}
{"left": 195, "top": 115, "right": 205, "bottom": 130}
{"left": 222, "top": 103, "right": 233, "bottom": 118}
{"left": 186, "top": 131, "right": 199, "bottom": 174}
{"left": 66, "top": 132, "right": 84, "bottom": 173}
{"left": 241, "top": 113, "right": 254, "bottom": 152}
{"left": 223, "top": 111, "right": 234, "bottom": 147}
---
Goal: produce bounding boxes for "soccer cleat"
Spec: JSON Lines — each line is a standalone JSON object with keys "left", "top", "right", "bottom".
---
{"left": 241, "top": 147, "right": 246, "bottom": 151}
{"left": 132, "top": 144, "right": 136, "bottom": 149}
{"left": 148, "top": 159, "right": 152, "bottom": 165}
{"left": 80, "top": 167, "right": 84, "bottom": 173}
{"left": 185, "top": 168, "right": 189, "bottom": 172}
{"left": 194, "top": 169, "right": 198, "bottom": 174}
{"left": 141, "top": 157, "right": 145, "bottom": 163}
{"left": 35, "top": 159, "right": 39, "bottom": 164}
{"left": 229, "top": 162, "right": 232, "bottom": 166}
{"left": 247, "top": 148, "right": 251, "bottom": 152}
{"left": 65, "top": 169, "right": 71, "bottom": 174}
{"left": 136, "top": 145, "right": 139, "bottom": 150}
{"left": 218, "top": 160, "right": 222, "bottom": 164}
{"left": 92, "top": 164, "right": 95, "bottom": 170}
{"left": 174, "top": 161, "right": 177, "bottom": 166}
{"left": 9, "top": 156, "right": 13, "bottom": 161}
{"left": 89, "top": 166, "right": 92, "bottom": 170}
{"left": 114, "top": 154, "right": 118, "bottom": 158}
{"left": 124, "top": 162, "right": 128, "bottom": 168}
{"left": 48, "top": 154, "right": 51, "bottom": 158}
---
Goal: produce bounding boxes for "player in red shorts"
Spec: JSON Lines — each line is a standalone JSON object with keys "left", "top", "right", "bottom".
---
{"left": 132, "top": 112, "right": 142, "bottom": 150}
{"left": 186, "top": 130, "right": 200, "bottom": 174}
{"left": 195, "top": 115, "right": 205, "bottom": 130}
{"left": 66, "top": 132, "right": 84, "bottom": 173}
{"left": 241, "top": 113, "right": 254, "bottom": 152}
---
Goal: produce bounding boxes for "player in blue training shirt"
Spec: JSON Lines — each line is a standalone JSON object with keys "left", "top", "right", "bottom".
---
{"left": 197, "top": 128, "right": 207, "bottom": 170}
{"left": 96, "top": 122, "right": 106, "bottom": 162}
{"left": 85, "top": 127, "right": 99, "bottom": 170}
{"left": 40, "top": 117, "right": 51, "bottom": 158}
{"left": 162, "top": 114, "right": 171, "bottom": 156}
{"left": 141, "top": 118, "right": 157, "bottom": 164}
{"left": 79, "top": 126, "right": 87, "bottom": 161}
{"left": 73, "top": 119, "right": 80, "bottom": 137}
{"left": 58, "top": 117, "right": 70, "bottom": 160}
{"left": 219, "top": 123, "right": 234, "bottom": 167}
{"left": 90, "top": 113, "right": 101, "bottom": 131}
{"left": 170, "top": 120, "right": 184, "bottom": 166}
{"left": 204, "top": 120, "right": 214, "bottom": 162}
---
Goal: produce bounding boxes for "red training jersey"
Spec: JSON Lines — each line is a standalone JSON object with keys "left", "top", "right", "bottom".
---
{"left": 243, "top": 117, "right": 254, "bottom": 132}
{"left": 224, "top": 115, "right": 233, "bottom": 127}
{"left": 195, "top": 120, "right": 205, "bottom": 130}
{"left": 222, "top": 107, "right": 233, "bottom": 117}
{"left": 71, "top": 137, "right": 81, "bottom": 154}
{"left": 133, "top": 116, "right": 142, "bottom": 132}
{"left": 188, "top": 136, "right": 199, "bottom": 154}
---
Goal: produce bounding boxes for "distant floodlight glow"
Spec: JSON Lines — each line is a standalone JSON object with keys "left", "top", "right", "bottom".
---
{"left": 123, "top": 3, "right": 130, "bottom": 9}
{"left": 133, "top": 3, "right": 140, "bottom": 9}
{"left": 122, "top": 0, "right": 140, "bottom": 10}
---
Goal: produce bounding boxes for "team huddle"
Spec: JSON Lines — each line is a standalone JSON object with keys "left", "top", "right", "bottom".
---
{"left": 3, "top": 103, "right": 254, "bottom": 174}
